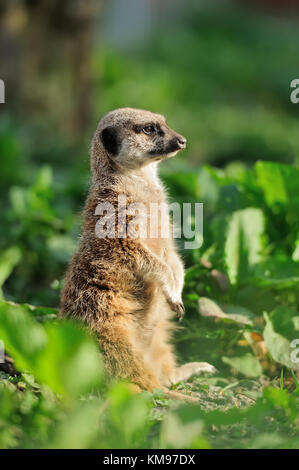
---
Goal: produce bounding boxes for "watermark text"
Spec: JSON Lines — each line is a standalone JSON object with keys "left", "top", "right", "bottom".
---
{"left": 95, "top": 196, "right": 203, "bottom": 250}
{"left": 0, "top": 80, "right": 5, "bottom": 104}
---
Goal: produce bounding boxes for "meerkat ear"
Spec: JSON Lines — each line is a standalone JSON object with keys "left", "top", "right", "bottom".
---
{"left": 101, "top": 126, "right": 120, "bottom": 155}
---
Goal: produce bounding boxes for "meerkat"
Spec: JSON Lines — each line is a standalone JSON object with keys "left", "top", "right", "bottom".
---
{"left": 60, "top": 108, "right": 215, "bottom": 401}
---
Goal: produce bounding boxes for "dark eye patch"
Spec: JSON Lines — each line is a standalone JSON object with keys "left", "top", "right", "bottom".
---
{"left": 133, "top": 124, "right": 144, "bottom": 133}
{"left": 155, "top": 123, "right": 165, "bottom": 136}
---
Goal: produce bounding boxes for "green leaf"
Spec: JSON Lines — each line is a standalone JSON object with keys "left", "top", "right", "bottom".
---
{"left": 198, "top": 297, "right": 253, "bottom": 325}
{"left": 9, "top": 186, "right": 27, "bottom": 216}
{"left": 160, "top": 412, "right": 205, "bottom": 449}
{"left": 264, "top": 307, "right": 299, "bottom": 369}
{"left": 161, "top": 172, "right": 199, "bottom": 200}
{"left": 224, "top": 208, "right": 265, "bottom": 285}
{"left": 0, "top": 246, "right": 22, "bottom": 291}
{"left": 34, "top": 165, "right": 53, "bottom": 191}
{"left": 108, "top": 383, "right": 151, "bottom": 445}
{"left": 0, "top": 300, "right": 57, "bottom": 324}
{"left": 0, "top": 300, "right": 103, "bottom": 398}
{"left": 255, "top": 161, "right": 299, "bottom": 209}
{"left": 0, "top": 300, "right": 47, "bottom": 371}
{"left": 292, "top": 240, "right": 299, "bottom": 262}
{"left": 222, "top": 353, "right": 263, "bottom": 377}
{"left": 252, "top": 256, "right": 299, "bottom": 288}
{"left": 263, "top": 387, "right": 297, "bottom": 420}
{"left": 40, "top": 321, "right": 104, "bottom": 398}
{"left": 48, "top": 400, "right": 102, "bottom": 449}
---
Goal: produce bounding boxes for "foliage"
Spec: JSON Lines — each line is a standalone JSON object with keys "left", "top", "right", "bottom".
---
{"left": 1, "top": 156, "right": 299, "bottom": 449}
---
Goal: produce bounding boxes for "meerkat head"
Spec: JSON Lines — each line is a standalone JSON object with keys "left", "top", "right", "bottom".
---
{"left": 92, "top": 107, "right": 186, "bottom": 172}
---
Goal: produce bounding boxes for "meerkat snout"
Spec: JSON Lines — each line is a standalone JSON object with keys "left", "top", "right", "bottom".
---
{"left": 174, "top": 135, "right": 187, "bottom": 149}
{"left": 92, "top": 107, "right": 186, "bottom": 171}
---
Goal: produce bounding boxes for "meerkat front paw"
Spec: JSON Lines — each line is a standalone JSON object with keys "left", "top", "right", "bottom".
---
{"left": 166, "top": 295, "right": 185, "bottom": 321}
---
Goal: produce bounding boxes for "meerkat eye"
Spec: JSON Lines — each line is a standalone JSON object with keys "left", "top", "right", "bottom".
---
{"left": 142, "top": 125, "right": 156, "bottom": 135}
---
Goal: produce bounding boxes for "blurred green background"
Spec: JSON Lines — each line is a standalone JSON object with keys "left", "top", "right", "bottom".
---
{"left": 0, "top": 0, "right": 298, "bottom": 306}
{"left": 0, "top": 0, "right": 299, "bottom": 449}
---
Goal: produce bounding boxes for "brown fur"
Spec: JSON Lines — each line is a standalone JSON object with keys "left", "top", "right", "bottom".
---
{"left": 60, "top": 108, "right": 215, "bottom": 401}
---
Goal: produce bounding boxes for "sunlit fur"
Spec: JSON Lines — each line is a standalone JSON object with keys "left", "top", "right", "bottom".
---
{"left": 60, "top": 108, "right": 215, "bottom": 402}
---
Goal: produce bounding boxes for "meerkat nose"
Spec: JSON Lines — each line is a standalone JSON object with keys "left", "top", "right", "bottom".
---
{"left": 176, "top": 136, "right": 187, "bottom": 149}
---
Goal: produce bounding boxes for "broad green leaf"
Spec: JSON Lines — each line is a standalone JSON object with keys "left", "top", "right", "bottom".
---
{"left": 263, "top": 387, "right": 297, "bottom": 420}
{"left": 160, "top": 412, "right": 205, "bottom": 449}
{"left": 39, "top": 322, "right": 104, "bottom": 398}
{"left": 161, "top": 172, "right": 199, "bottom": 200}
{"left": 222, "top": 353, "right": 263, "bottom": 378}
{"left": 252, "top": 256, "right": 299, "bottom": 288}
{"left": 264, "top": 307, "right": 299, "bottom": 369}
{"left": 0, "top": 300, "right": 47, "bottom": 371}
{"left": 198, "top": 297, "right": 253, "bottom": 325}
{"left": 265, "top": 307, "right": 299, "bottom": 341}
{"left": 197, "top": 166, "right": 221, "bottom": 208}
{"left": 0, "top": 300, "right": 57, "bottom": 323}
{"left": 255, "top": 161, "right": 299, "bottom": 209}
{"left": 48, "top": 400, "right": 102, "bottom": 449}
{"left": 224, "top": 208, "right": 265, "bottom": 285}
{"left": 0, "top": 300, "right": 103, "bottom": 398}
{"left": 108, "top": 383, "right": 151, "bottom": 445}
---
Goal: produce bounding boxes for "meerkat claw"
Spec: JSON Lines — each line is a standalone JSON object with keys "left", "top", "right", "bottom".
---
{"left": 167, "top": 298, "right": 185, "bottom": 320}
{"left": 177, "top": 302, "right": 185, "bottom": 322}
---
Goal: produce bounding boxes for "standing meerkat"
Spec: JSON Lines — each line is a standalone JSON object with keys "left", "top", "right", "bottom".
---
{"left": 60, "top": 108, "right": 215, "bottom": 400}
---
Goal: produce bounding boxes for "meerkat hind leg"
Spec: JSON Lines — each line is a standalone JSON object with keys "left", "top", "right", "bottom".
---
{"left": 164, "top": 389, "right": 199, "bottom": 404}
{"left": 97, "top": 319, "right": 163, "bottom": 393}
{"left": 126, "top": 382, "right": 199, "bottom": 404}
